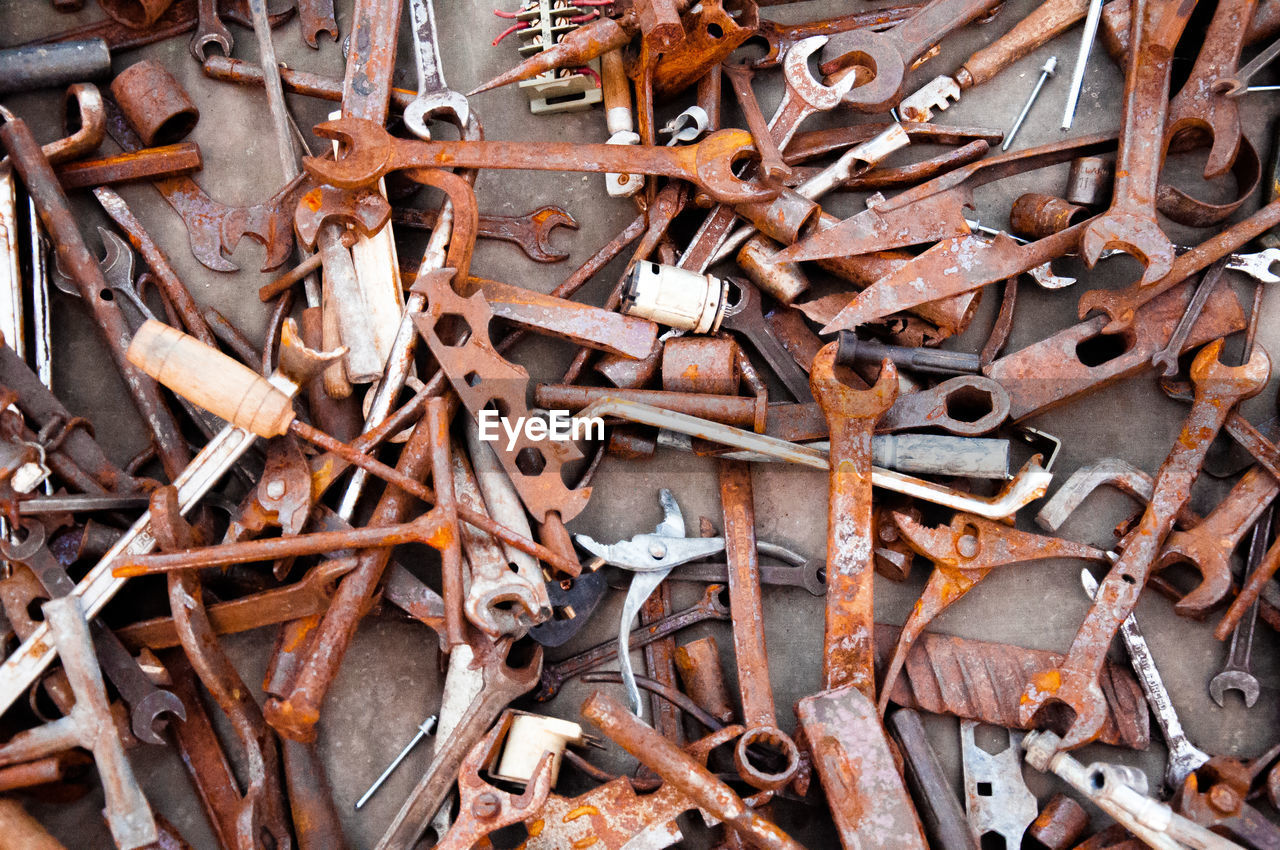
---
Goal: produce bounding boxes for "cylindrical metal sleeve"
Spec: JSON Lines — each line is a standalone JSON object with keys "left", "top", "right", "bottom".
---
{"left": 837, "top": 333, "right": 982, "bottom": 376}
{"left": 737, "top": 235, "right": 811, "bottom": 305}
{"left": 0, "top": 41, "right": 111, "bottom": 96}
{"left": 1027, "top": 793, "right": 1090, "bottom": 850}
{"left": 662, "top": 336, "right": 740, "bottom": 395}
{"left": 734, "top": 188, "right": 821, "bottom": 245}
{"left": 1010, "top": 193, "right": 1090, "bottom": 240}
{"left": 110, "top": 60, "right": 200, "bottom": 146}
{"left": 674, "top": 636, "right": 737, "bottom": 724}
{"left": 1065, "top": 157, "right": 1114, "bottom": 207}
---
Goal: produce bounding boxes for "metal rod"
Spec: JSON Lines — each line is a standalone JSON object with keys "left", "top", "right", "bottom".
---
{"left": 1061, "top": 0, "right": 1104, "bottom": 129}
{"left": 354, "top": 715, "right": 437, "bottom": 810}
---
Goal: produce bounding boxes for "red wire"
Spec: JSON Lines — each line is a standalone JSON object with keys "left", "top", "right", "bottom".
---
{"left": 493, "top": 7, "right": 519, "bottom": 17}
{"left": 573, "top": 65, "right": 602, "bottom": 87}
{"left": 491, "top": 20, "right": 527, "bottom": 45}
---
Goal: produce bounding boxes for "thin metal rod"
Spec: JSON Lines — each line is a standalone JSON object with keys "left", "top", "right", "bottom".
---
{"left": 355, "top": 715, "right": 437, "bottom": 810}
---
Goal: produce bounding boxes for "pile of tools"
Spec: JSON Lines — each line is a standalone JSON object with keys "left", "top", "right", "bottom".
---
{"left": 1, "top": 0, "right": 1280, "bottom": 846}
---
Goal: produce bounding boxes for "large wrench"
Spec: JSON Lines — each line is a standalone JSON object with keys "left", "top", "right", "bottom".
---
{"left": 0, "top": 521, "right": 186, "bottom": 746}
{"left": 402, "top": 0, "right": 470, "bottom": 139}
{"left": 1077, "top": 0, "right": 1197, "bottom": 286}
{"left": 1082, "top": 570, "right": 1209, "bottom": 790}
{"left": 810, "top": 342, "right": 898, "bottom": 697}
{"left": 304, "top": 118, "right": 776, "bottom": 205}
{"left": 1020, "top": 340, "right": 1269, "bottom": 748}
{"left": 819, "top": 0, "right": 1005, "bottom": 113}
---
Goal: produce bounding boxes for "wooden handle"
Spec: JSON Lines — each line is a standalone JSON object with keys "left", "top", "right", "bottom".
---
{"left": 959, "top": 0, "right": 1092, "bottom": 87}
{"left": 601, "top": 49, "right": 634, "bottom": 135}
{"left": 127, "top": 320, "right": 296, "bottom": 438}
{"left": 0, "top": 799, "right": 66, "bottom": 850}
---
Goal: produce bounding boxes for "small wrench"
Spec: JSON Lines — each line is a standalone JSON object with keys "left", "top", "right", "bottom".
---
{"left": 720, "top": 277, "right": 814, "bottom": 402}
{"left": 1151, "top": 259, "right": 1229, "bottom": 376}
{"left": 1082, "top": 570, "right": 1209, "bottom": 790}
{"left": 402, "top": 0, "right": 470, "bottom": 139}
{"left": 393, "top": 204, "right": 579, "bottom": 264}
{"left": 1226, "top": 247, "right": 1280, "bottom": 281}
{"left": 305, "top": 118, "right": 775, "bottom": 205}
{"left": 1, "top": 521, "right": 187, "bottom": 745}
{"left": 1208, "top": 506, "right": 1268, "bottom": 707}
{"left": 190, "top": 0, "right": 234, "bottom": 61}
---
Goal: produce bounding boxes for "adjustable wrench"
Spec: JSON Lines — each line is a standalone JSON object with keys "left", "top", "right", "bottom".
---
{"left": 1082, "top": 570, "right": 1209, "bottom": 790}
{"left": 305, "top": 118, "right": 776, "bottom": 205}
{"left": 1020, "top": 340, "right": 1269, "bottom": 748}
{"left": 402, "top": 0, "right": 469, "bottom": 139}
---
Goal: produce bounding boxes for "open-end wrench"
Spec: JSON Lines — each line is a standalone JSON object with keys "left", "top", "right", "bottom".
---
{"left": 0, "top": 521, "right": 186, "bottom": 746}
{"left": 190, "top": 0, "right": 233, "bottom": 61}
{"left": 402, "top": 0, "right": 470, "bottom": 140}
{"left": 1082, "top": 570, "right": 1209, "bottom": 790}
{"left": 1215, "top": 30, "right": 1280, "bottom": 94}
{"left": 305, "top": 118, "right": 775, "bottom": 205}
{"left": 819, "top": 0, "right": 1004, "bottom": 113}
{"left": 1226, "top": 246, "right": 1280, "bottom": 281}
{"left": 667, "top": 553, "right": 826, "bottom": 596}
{"left": 1151, "top": 260, "right": 1229, "bottom": 376}
{"left": 767, "top": 36, "right": 858, "bottom": 153}
{"left": 1208, "top": 506, "right": 1268, "bottom": 707}
{"left": 296, "top": 0, "right": 338, "bottom": 48}
{"left": 1020, "top": 340, "right": 1269, "bottom": 748}
{"left": 1077, "top": 0, "right": 1196, "bottom": 287}
{"left": 720, "top": 277, "right": 813, "bottom": 402}
{"left": 1163, "top": 0, "right": 1255, "bottom": 179}
{"left": 811, "top": 342, "right": 898, "bottom": 697}
{"left": 392, "top": 204, "right": 579, "bottom": 263}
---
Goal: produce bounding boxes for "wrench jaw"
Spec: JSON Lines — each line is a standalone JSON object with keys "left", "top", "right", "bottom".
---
{"left": 402, "top": 91, "right": 471, "bottom": 142}
{"left": 692, "top": 129, "right": 783, "bottom": 205}
{"left": 1191, "top": 339, "right": 1271, "bottom": 397}
{"left": 1078, "top": 215, "right": 1177, "bottom": 289}
{"left": 1208, "top": 670, "right": 1261, "bottom": 707}
{"left": 130, "top": 689, "right": 188, "bottom": 746}
{"left": 783, "top": 36, "right": 858, "bottom": 112}
{"left": 1019, "top": 670, "right": 1110, "bottom": 750}
{"left": 303, "top": 118, "right": 395, "bottom": 189}
{"left": 809, "top": 343, "right": 899, "bottom": 419}
{"left": 819, "top": 36, "right": 908, "bottom": 114}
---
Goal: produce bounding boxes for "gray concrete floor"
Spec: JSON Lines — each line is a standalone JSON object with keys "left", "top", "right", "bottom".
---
{"left": 3, "top": 0, "right": 1280, "bottom": 847}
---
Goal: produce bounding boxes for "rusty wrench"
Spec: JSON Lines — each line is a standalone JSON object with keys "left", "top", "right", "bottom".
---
{"left": 304, "top": 118, "right": 777, "bottom": 205}
{"left": 810, "top": 342, "right": 898, "bottom": 697}
{"left": 0, "top": 521, "right": 186, "bottom": 746}
{"left": 1020, "top": 340, "right": 1269, "bottom": 748}
{"left": 403, "top": 0, "right": 470, "bottom": 140}
{"left": 1208, "top": 505, "right": 1269, "bottom": 707}
{"left": 392, "top": 204, "right": 579, "bottom": 264}
{"left": 190, "top": 0, "right": 234, "bottom": 61}
{"left": 1078, "top": 0, "right": 1197, "bottom": 286}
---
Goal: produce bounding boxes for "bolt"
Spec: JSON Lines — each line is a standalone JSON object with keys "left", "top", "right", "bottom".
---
{"left": 265, "top": 479, "right": 285, "bottom": 499}
{"left": 472, "top": 792, "right": 501, "bottom": 819}
{"left": 1208, "top": 784, "right": 1240, "bottom": 815}
{"left": 1004, "top": 56, "right": 1057, "bottom": 151}
{"left": 648, "top": 540, "right": 667, "bottom": 559}
{"left": 958, "top": 534, "right": 979, "bottom": 558}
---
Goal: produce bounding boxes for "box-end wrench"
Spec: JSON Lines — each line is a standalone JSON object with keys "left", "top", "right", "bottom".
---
{"left": 1082, "top": 570, "right": 1209, "bottom": 791}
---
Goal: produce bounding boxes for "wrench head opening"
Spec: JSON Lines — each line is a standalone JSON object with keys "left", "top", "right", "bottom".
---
{"left": 783, "top": 36, "right": 859, "bottom": 111}
{"left": 819, "top": 32, "right": 909, "bottom": 113}
{"left": 809, "top": 342, "right": 899, "bottom": 420}
{"left": 303, "top": 117, "right": 395, "bottom": 189}
{"left": 1208, "top": 671, "right": 1261, "bottom": 707}
{"left": 1019, "top": 669, "right": 1110, "bottom": 750}
{"left": 130, "top": 688, "right": 188, "bottom": 746}
{"left": 692, "top": 129, "right": 784, "bottom": 205}
{"left": 402, "top": 90, "right": 471, "bottom": 141}
{"left": 1078, "top": 215, "right": 1176, "bottom": 288}
{"left": 1189, "top": 338, "right": 1270, "bottom": 399}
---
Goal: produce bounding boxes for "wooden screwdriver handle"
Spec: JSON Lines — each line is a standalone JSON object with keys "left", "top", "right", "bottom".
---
{"left": 957, "top": 0, "right": 1092, "bottom": 88}
{"left": 127, "top": 320, "right": 297, "bottom": 439}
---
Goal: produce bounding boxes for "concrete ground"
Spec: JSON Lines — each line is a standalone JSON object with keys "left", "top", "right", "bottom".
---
{"left": 2, "top": 0, "right": 1280, "bottom": 847}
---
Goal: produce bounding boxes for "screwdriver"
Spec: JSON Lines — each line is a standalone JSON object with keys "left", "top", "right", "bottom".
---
{"left": 125, "top": 320, "right": 579, "bottom": 576}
